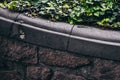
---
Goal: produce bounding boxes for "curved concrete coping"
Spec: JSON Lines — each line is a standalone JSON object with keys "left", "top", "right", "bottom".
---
{"left": 72, "top": 25, "right": 120, "bottom": 43}
{"left": 0, "top": 8, "right": 19, "bottom": 20}
{"left": 68, "top": 25, "right": 120, "bottom": 60}
{"left": 1, "top": 8, "right": 120, "bottom": 60}
{"left": 68, "top": 35, "right": 120, "bottom": 60}
{"left": 17, "top": 14, "right": 73, "bottom": 34}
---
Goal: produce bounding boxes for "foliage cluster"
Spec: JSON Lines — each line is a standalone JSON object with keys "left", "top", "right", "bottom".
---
{"left": 0, "top": 0, "right": 120, "bottom": 29}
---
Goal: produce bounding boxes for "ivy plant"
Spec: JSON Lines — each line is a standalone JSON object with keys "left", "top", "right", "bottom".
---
{"left": 0, "top": 0, "right": 120, "bottom": 29}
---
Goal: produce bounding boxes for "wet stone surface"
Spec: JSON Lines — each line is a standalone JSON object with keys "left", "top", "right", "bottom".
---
{"left": 27, "top": 66, "right": 51, "bottom": 80}
{"left": 1, "top": 36, "right": 120, "bottom": 80}
{"left": 52, "top": 71, "right": 86, "bottom": 80}
{"left": 0, "top": 37, "right": 37, "bottom": 64}
{"left": 39, "top": 48, "right": 90, "bottom": 68}
{"left": 90, "top": 59, "right": 120, "bottom": 80}
{"left": 0, "top": 71, "right": 23, "bottom": 80}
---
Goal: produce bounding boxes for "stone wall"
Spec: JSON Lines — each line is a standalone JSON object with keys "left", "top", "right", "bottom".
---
{"left": 0, "top": 36, "right": 120, "bottom": 80}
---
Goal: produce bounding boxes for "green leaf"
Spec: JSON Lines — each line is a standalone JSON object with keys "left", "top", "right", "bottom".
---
{"left": 7, "top": 1, "right": 18, "bottom": 10}
{"left": 0, "top": 3, "right": 4, "bottom": 8}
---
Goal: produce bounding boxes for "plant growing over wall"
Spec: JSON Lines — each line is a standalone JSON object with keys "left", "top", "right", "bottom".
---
{"left": 0, "top": 0, "right": 120, "bottom": 29}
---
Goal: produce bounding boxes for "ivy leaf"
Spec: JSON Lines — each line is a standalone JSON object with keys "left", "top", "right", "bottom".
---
{"left": 7, "top": 1, "right": 19, "bottom": 10}
{"left": 0, "top": 3, "right": 4, "bottom": 8}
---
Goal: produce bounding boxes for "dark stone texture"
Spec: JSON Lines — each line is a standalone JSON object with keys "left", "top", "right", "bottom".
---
{"left": 0, "top": 59, "right": 25, "bottom": 79}
{"left": 50, "top": 66, "right": 93, "bottom": 80}
{"left": 90, "top": 58, "right": 120, "bottom": 80}
{"left": 0, "top": 59, "right": 16, "bottom": 71}
{"left": 52, "top": 71, "right": 85, "bottom": 80}
{"left": 39, "top": 48, "right": 90, "bottom": 68}
{"left": 1, "top": 36, "right": 120, "bottom": 80}
{"left": 0, "top": 37, "right": 37, "bottom": 64}
{"left": 11, "top": 23, "right": 69, "bottom": 50}
{"left": 0, "top": 71, "right": 23, "bottom": 80}
{"left": 27, "top": 66, "right": 51, "bottom": 80}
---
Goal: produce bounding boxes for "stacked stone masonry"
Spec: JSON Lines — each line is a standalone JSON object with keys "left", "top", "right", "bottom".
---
{"left": 0, "top": 36, "right": 120, "bottom": 80}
